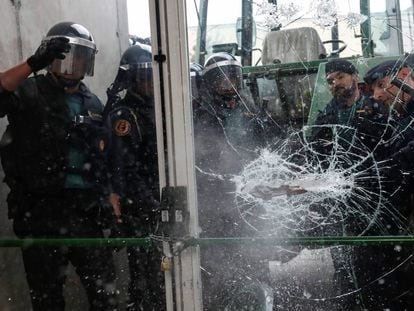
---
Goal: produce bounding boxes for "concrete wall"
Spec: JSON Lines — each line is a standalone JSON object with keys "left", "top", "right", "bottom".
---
{"left": 0, "top": 0, "right": 130, "bottom": 309}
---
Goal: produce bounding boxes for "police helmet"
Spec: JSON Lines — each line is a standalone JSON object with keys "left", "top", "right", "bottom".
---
{"left": 45, "top": 22, "right": 97, "bottom": 78}
{"left": 190, "top": 62, "right": 204, "bottom": 104}
{"left": 363, "top": 60, "right": 405, "bottom": 85}
{"left": 120, "top": 43, "right": 153, "bottom": 96}
{"left": 203, "top": 52, "right": 243, "bottom": 96}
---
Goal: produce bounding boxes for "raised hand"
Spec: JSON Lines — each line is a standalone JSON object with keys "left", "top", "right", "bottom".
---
{"left": 27, "top": 37, "right": 71, "bottom": 72}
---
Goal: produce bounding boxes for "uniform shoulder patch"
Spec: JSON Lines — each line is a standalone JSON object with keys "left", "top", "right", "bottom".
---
{"left": 114, "top": 119, "right": 132, "bottom": 136}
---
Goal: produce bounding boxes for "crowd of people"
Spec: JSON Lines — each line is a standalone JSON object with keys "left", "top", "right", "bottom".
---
{"left": 1, "top": 19, "right": 414, "bottom": 311}
{"left": 191, "top": 54, "right": 414, "bottom": 310}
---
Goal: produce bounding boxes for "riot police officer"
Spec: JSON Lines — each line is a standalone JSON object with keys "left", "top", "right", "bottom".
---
{"left": 0, "top": 22, "right": 118, "bottom": 310}
{"left": 105, "top": 43, "right": 165, "bottom": 311}
{"left": 194, "top": 52, "right": 274, "bottom": 310}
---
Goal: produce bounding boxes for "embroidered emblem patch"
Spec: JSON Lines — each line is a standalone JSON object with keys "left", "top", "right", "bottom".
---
{"left": 114, "top": 119, "right": 131, "bottom": 136}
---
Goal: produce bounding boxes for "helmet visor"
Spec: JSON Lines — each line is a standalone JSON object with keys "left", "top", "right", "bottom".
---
{"left": 122, "top": 62, "right": 153, "bottom": 95}
{"left": 203, "top": 60, "right": 243, "bottom": 95}
{"left": 46, "top": 36, "right": 97, "bottom": 77}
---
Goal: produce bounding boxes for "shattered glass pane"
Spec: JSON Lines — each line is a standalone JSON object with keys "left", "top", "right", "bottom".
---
{"left": 188, "top": 0, "right": 414, "bottom": 309}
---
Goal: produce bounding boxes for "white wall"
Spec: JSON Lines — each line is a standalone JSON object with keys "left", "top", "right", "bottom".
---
{"left": 0, "top": 0, "right": 130, "bottom": 100}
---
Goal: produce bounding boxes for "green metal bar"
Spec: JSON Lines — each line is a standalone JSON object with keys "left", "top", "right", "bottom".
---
{"left": 242, "top": 59, "right": 326, "bottom": 77}
{"left": 187, "top": 236, "right": 414, "bottom": 247}
{"left": 0, "top": 237, "right": 152, "bottom": 248}
{"left": 242, "top": 55, "right": 367, "bottom": 78}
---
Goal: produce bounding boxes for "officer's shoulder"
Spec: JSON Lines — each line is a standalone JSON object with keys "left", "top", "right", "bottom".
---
{"left": 109, "top": 104, "right": 140, "bottom": 137}
{"left": 109, "top": 105, "right": 136, "bottom": 120}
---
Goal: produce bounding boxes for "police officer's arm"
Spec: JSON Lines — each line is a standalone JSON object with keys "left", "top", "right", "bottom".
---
{"left": 106, "top": 111, "right": 131, "bottom": 220}
{"left": 0, "top": 63, "right": 33, "bottom": 92}
{"left": 0, "top": 37, "right": 70, "bottom": 93}
{"left": 108, "top": 109, "right": 149, "bottom": 217}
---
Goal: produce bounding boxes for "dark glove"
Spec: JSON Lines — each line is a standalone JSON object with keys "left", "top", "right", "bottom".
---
{"left": 27, "top": 37, "right": 71, "bottom": 72}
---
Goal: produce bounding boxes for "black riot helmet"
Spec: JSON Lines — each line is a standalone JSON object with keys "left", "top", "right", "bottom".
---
{"left": 190, "top": 62, "right": 204, "bottom": 107}
{"left": 203, "top": 52, "right": 243, "bottom": 97}
{"left": 120, "top": 43, "right": 153, "bottom": 97}
{"left": 44, "top": 22, "right": 97, "bottom": 79}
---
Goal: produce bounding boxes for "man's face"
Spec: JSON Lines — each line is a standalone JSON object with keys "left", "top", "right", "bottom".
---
{"left": 139, "top": 80, "right": 154, "bottom": 98}
{"left": 135, "top": 72, "right": 154, "bottom": 98}
{"left": 216, "top": 76, "right": 239, "bottom": 97}
{"left": 371, "top": 76, "right": 396, "bottom": 106}
{"left": 326, "top": 71, "right": 358, "bottom": 99}
{"left": 371, "top": 68, "right": 414, "bottom": 113}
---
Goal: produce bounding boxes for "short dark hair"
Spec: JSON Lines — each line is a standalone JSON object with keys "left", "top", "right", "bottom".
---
{"left": 363, "top": 59, "right": 406, "bottom": 85}
{"left": 325, "top": 59, "right": 358, "bottom": 76}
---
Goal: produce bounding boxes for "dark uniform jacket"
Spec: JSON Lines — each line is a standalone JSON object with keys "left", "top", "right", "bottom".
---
{"left": 353, "top": 100, "right": 414, "bottom": 309}
{"left": 311, "top": 96, "right": 365, "bottom": 151}
{"left": 194, "top": 99, "right": 265, "bottom": 238}
{"left": 106, "top": 92, "right": 159, "bottom": 224}
{"left": 0, "top": 73, "right": 108, "bottom": 219}
{"left": 312, "top": 96, "right": 414, "bottom": 308}
{"left": 194, "top": 96, "right": 278, "bottom": 310}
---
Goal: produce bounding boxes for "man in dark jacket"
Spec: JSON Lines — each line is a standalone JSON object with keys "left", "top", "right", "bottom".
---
{"left": 339, "top": 59, "right": 414, "bottom": 310}
{"left": 0, "top": 22, "right": 118, "bottom": 310}
{"left": 308, "top": 58, "right": 407, "bottom": 310}
{"left": 311, "top": 59, "right": 366, "bottom": 151}
{"left": 309, "top": 59, "right": 366, "bottom": 309}
{"left": 105, "top": 43, "right": 165, "bottom": 311}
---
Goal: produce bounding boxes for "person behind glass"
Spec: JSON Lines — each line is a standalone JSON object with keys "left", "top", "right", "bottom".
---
{"left": 0, "top": 22, "right": 119, "bottom": 310}
{"left": 308, "top": 59, "right": 394, "bottom": 310}
{"left": 105, "top": 43, "right": 165, "bottom": 311}
{"left": 364, "top": 59, "right": 414, "bottom": 122}
{"left": 195, "top": 52, "right": 264, "bottom": 239}
{"left": 311, "top": 59, "right": 365, "bottom": 148}
{"left": 195, "top": 52, "right": 278, "bottom": 310}
{"left": 363, "top": 59, "right": 414, "bottom": 173}
{"left": 332, "top": 59, "right": 414, "bottom": 310}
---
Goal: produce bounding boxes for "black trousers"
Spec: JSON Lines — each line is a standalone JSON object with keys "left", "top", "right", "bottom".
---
{"left": 120, "top": 200, "right": 166, "bottom": 311}
{"left": 125, "top": 245, "right": 165, "bottom": 311}
{"left": 12, "top": 189, "right": 119, "bottom": 311}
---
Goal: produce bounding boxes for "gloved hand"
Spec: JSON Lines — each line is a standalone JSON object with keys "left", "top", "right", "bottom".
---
{"left": 27, "top": 37, "right": 71, "bottom": 72}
